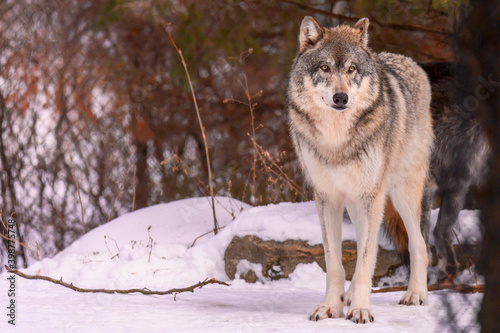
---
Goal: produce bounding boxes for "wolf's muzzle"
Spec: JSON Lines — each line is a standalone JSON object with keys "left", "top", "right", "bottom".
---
{"left": 333, "top": 93, "right": 348, "bottom": 111}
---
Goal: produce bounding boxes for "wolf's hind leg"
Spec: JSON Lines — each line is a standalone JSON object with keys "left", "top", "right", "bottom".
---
{"left": 390, "top": 179, "right": 428, "bottom": 305}
{"left": 421, "top": 185, "right": 435, "bottom": 266}
{"left": 433, "top": 189, "right": 467, "bottom": 283}
{"left": 310, "top": 193, "right": 345, "bottom": 321}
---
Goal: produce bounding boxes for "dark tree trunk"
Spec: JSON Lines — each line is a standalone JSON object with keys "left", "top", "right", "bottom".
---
{"left": 0, "top": 92, "right": 27, "bottom": 268}
{"left": 134, "top": 140, "right": 150, "bottom": 210}
{"left": 455, "top": 1, "right": 500, "bottom": 332}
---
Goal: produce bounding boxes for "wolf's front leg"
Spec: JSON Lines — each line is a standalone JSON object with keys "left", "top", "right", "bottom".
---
{"left": 343, "top": 192, "right": 385, "bottom": 323}
{"left": 310, "top": 193, "right": 345, "bottom": 321}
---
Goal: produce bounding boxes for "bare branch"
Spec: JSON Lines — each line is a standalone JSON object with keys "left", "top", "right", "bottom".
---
{"left": 279, "top": 0, "right": 452, "bottom": 36}
{"left": 5, "top": 265, "right": 229, "bottom": 296}
{"left": 372, "top": 283, "right": 484, "bottom": 294}
{"left": 65, "top": 144, "right": 86, "bottom": 233}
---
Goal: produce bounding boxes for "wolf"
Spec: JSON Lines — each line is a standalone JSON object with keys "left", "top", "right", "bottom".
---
{"left": 286, "top": 16, "right": 433, "bottom": 323}
{"left": 384, "top": 62, "right": 490, "bottom": 282}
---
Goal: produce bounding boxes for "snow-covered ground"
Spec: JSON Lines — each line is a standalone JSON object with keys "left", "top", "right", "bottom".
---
{"left": 1, "top": 197, "right": 482, "bottom": 332}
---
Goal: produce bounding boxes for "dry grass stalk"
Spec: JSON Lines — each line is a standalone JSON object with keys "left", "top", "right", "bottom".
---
{"left": 251, "top": 138, "right": 309, "bottom": 201}
{"left": 132, "top": 165, "right": 137, "bottom": 211}
{"left": 224, "top": 50, "right": 308, "bottom": 204}
{"left": 65, "top": 144, "right": 86, "bottom": 233}
{"left": 162, "top": 154, "right": 210, "bottom": 194}
{"left": 166, "top": 23, "right": 219, "bottom": 235}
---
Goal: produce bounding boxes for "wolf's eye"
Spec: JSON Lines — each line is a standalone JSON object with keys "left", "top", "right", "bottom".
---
{"left": 320, "top": 65, "right": 330, "bottom": 72}
{"left": 348, "top": 65, "right": 356, "bottom": 73}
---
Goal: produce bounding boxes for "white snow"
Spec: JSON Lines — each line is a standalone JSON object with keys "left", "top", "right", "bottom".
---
{"left": 429, "top": 208, "right": 482, "bottom": 245}
{"left": 0, "top": 197, "right": 482, "bottom": 332}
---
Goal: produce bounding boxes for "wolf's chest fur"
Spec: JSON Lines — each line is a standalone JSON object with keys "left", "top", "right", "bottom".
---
{"left": 298, "top": 137, "right": 384, "bottom": 197}
{"left": 290, "top": 93, "right": 391, "bottom": 195}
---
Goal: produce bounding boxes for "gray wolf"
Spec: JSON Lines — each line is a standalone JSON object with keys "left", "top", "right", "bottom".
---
{"left": 384, "top": 62, "right": 490, "bottom": 282}
{"left": 287, "top": 16, "right": 433, "bottom": 323}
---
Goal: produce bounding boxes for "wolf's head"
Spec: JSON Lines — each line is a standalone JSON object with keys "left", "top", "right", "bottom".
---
{"left": 288, "top": 17, "right": 379, "bottom": 113}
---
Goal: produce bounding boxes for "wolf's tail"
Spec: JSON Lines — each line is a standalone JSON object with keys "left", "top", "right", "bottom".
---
{"left": 383, "top": 198, "right": 410, "bottom": 264}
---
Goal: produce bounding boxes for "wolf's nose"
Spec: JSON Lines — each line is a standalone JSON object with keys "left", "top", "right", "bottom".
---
{"left": 333, "top": 93, "right": 348, "bottom": 107}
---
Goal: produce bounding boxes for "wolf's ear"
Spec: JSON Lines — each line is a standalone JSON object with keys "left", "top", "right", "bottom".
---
{"left": 299, "top": 16, "right": 323, "bottom": 51}
{"left": 353, "top": 18, "right": 369, "bottom": 47}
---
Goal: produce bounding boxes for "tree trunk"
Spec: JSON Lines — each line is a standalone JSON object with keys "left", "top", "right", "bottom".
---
{"left": 455, "top": 1, "right": 500, "bottom": 332}
{"left": 134, "top": 139, "right": 149, "bottom": 210}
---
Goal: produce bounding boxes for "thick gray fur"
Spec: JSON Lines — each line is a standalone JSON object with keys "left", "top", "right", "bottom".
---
{"left": 287, "top": 16, "right": 433, "bottom": 324}
{"left": 420, "top": 62, "right": 490, "bottom": 282}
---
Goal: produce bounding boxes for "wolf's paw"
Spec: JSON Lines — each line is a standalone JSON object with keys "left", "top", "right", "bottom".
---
{"left": 309, "top": 303, "right": 343, "bottom": 321}
{"left": 346, "top": 307, "right": 374, "bottom": 324}
{"left": 399, "top": 291, "right": 428, "bottom": 305}
{"left": 437, "top": 267, "right": 458, "bottom": 284}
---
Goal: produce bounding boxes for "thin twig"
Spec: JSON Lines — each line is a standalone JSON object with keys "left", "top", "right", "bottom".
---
{"left": 35, "top": 241, "right": 40, "bottom": 261}
{"left": 190, "top": 226, "right": 226, "bottom": 248}
{"left": 452, "top": 229, "right": 477, "bottom": 285}
{"left": 252, "top": 138, "right": 309, "bottom": 200}
{"left": 65, "top": 143, "right": 86, "bottom": 233}
{"left": 132, "top": 165, "right": 137, "bottom": 211}
{"left": 166, "top": 23, "right": 219, "bottom": 235}
{"left": 241, "top": 72, "right": 259, "bottom": 205}
{"left": 372, "top": 283, "right": 484, "bottom": 294}
{"left": 191, "top": 229, "right": 216, "bottom": 248}
{"left": 5, "top": 265, "right": 229, "bottom": 295}
{"left": 0, "top": 212, "right": 30, "bottom": 249}
{"left": 162, "top": 154, "right": 211, "bottom": 195}
{"left": 104, "top": 235, "right": 120, "bottom": 259}
{"left": 234, "top": 49, "right": 259, "bottom": 205}
{"left": 147, "top": 225, "right": 153, "bottom": 263}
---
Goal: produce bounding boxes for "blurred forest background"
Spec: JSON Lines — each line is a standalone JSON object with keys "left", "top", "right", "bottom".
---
{"left": 0, "top": 0, "right": 464, "bottom": 265}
